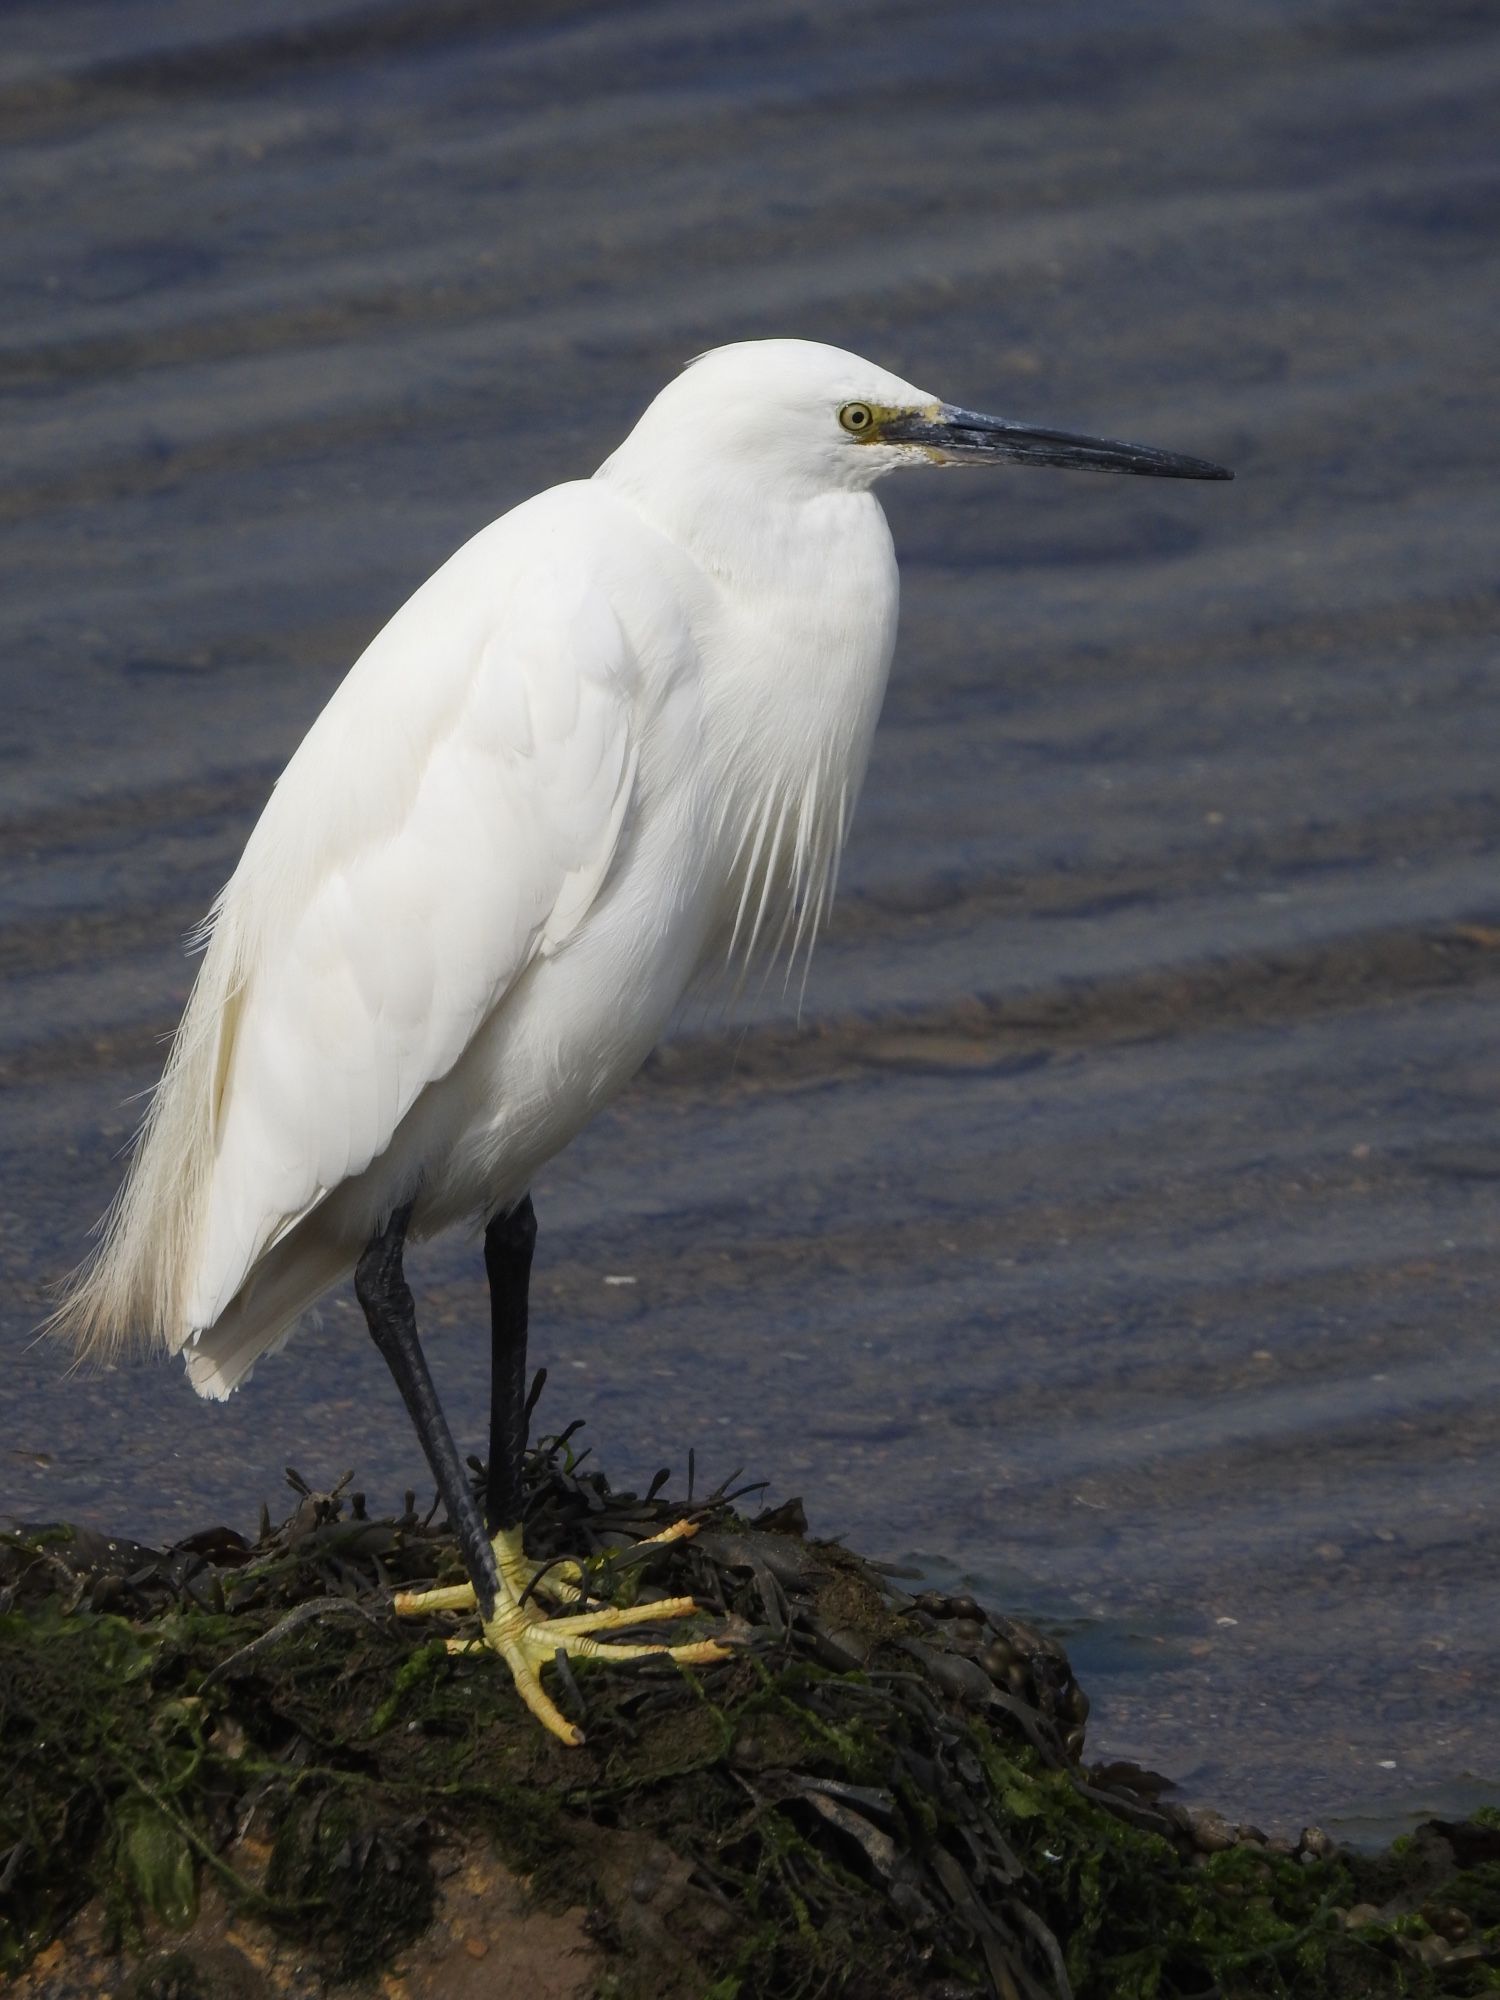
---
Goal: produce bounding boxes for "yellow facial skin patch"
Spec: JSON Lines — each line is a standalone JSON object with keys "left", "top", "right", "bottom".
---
{"left": 840, "top": 399, "right": 943, "bottom": 443}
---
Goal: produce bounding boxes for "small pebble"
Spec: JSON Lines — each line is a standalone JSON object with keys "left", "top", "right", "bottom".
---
{"left": 1415, "top": 1934, "right": 1458, "bottom": 1967}
{"left": 1426, "top": 1905, "right": 1472, "bottom": 1944}
{"left": 1187, "top": 1808, "right": 1236, "bottom": 1853}
{"left": 980, "top": 1640, "right": 1016, "bottom": 1679}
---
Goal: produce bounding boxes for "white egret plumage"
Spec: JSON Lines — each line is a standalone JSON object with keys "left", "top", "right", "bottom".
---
{"left": 54, "top": 338, "right": 1230, "bottom": 1744}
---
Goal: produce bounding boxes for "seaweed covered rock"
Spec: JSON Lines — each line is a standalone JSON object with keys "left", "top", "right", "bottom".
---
{"left": 2, "top": 1428, "right": 1498, "bottom": 1998}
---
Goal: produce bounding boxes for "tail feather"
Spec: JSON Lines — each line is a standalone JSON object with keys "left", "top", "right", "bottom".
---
{"left": 48, "top": 915, "right": 242, "bottom": 1365}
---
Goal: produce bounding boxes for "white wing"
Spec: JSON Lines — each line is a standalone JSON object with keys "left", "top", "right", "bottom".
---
{"left": 186, "top": 513, "right": 638, "bottom": 1331}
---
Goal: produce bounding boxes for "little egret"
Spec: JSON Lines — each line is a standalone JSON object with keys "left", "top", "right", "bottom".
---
{"left": 55, "top": 339, "right": 1230, "bottom": 1744}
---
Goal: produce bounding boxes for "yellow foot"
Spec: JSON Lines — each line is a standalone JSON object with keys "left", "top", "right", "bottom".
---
{"left": 392, "top": 1518, "right": 728, "bottom": 1746}
{"left": 393, "top": 1518, "right": 701, "bottom": 1619}
{"left": 449, "top": 1596, "right": 731, "bottom": 1746}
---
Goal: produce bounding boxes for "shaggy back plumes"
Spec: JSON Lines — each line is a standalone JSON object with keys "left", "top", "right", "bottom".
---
{"left": 48, "top": 909, "right": 242, "bottom": 1365}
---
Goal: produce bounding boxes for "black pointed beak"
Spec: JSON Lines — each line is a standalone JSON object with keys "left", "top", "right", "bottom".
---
{"left": 882, "top": 404, "right": 1233, "bottom": 480}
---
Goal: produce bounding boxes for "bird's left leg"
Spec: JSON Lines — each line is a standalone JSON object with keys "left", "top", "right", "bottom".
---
{"left": 393, "top": 1194, "right": 708, "bottom": 1624}
{"left": 361, "top": 1204, "right": 724, "bottom": 1747}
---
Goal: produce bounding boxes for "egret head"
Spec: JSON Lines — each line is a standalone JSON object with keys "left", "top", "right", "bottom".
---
{"left": 601, "top": 338, "right": 1232, "bottom": 505}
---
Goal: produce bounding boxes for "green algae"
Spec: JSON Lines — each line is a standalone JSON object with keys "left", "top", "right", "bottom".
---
{"left": 2, "top": 1430, "right": 1497, "bottom": 1998}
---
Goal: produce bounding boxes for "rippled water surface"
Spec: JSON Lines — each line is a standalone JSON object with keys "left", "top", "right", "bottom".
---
{"left": 4, "top": 0, "right": 1498, "bottom": 1833}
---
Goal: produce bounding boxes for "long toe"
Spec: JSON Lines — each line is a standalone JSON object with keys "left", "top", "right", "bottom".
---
{"left": 393, "top": 1579, "right": 477, "bottom": 1616}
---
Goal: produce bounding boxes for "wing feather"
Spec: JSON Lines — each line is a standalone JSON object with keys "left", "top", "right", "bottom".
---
{"left": 186, "top": 531, "right": 638, "bottom": 1331}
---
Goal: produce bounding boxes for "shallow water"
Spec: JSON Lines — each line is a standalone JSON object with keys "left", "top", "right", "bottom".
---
{"left": 3, "top": 0, "right": 1498, "bottom": 1834}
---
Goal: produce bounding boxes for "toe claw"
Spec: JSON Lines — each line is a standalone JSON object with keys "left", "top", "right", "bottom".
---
{"left": 546, "top": 1593, "right": 701, "bottom": 1639}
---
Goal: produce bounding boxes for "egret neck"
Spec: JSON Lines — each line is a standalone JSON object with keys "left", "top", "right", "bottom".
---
{"left": 598, "top": 408, "right": 901, "bottom": 984}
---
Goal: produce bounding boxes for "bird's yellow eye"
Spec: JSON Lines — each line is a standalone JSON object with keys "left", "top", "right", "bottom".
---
{"left": 839, "top": 402, "right": 876, "bottom": 436}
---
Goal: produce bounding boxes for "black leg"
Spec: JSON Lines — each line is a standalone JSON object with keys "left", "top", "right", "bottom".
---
{"left": 484, "top": 1193, "right": 537, "bottom": 1535}
{"left": 356, "top": 1202, "right": 501, "bottom": 1621}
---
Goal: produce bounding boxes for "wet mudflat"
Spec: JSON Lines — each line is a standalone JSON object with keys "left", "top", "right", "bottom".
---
{"left": 3, "top": 0, "right": 1498, "bottom": 1836}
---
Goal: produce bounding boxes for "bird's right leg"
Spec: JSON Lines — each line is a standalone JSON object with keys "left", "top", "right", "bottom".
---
{"left": 359, "top": 1203, "right": 723, "bottom": 1747}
